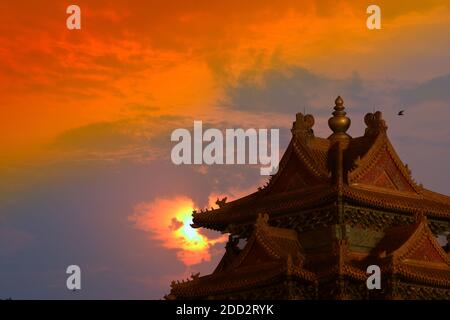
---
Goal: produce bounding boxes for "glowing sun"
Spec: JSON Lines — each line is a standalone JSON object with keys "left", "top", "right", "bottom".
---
{"left": 130, "top": 196, "right": 226, "bottom": 265}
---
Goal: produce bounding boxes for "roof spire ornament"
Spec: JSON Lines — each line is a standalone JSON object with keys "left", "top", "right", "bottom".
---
{"left": 328, "top": 96, "right": 351, "bottom": 141}
{"left": 364, "top": 111, "right": 387, "bottom": 136}
{"left": 291, "top": 112, "right": 315, "bottom": 139}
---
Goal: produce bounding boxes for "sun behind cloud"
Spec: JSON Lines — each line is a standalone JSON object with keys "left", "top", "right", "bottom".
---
{"left": 129, "top": 196, "right": 227, "bottom": 266}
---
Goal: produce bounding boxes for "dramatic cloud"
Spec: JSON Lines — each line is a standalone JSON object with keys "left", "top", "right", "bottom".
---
{"left": 224, "top": 67, "right": 372, "bottom": 115}
{"left": 399, "top": 74, "right": 450, "bottom": 105}
{"left": 2, "top": 1, "right": 450, "bottom": 299}
{"left": 3, "top": 0, "right": 450, "bottom": 164}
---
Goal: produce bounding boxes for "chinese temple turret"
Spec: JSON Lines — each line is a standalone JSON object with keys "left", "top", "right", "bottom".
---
{"left": 167, "top": 96, "right": 450, "bottom": 300}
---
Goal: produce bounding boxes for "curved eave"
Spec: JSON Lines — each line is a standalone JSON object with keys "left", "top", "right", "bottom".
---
{"left": 380, "top": 262, "right": 450, "bottom": 288}
{"left": 193, "top": 184, "right": 450, "bottom": 232}
{"left": 343, "top": 185, "right": 450, "bottom": 219}
{"left": 169, "top": 262, "right": 316, "bottom": 298}
{"left": 192, "top": 185, "right": 336, "bottom": 231}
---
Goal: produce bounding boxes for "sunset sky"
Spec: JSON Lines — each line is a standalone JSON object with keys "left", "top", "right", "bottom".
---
{"left": 1, "top": 1, "right": 450, "bottom": 299}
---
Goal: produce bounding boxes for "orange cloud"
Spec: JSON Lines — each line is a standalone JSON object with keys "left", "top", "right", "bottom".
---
{"left": 129, "top": 196, "right": 227, "bottom": 266}
{"left": 2, "top": 0, "right": 450, "bottom": 170}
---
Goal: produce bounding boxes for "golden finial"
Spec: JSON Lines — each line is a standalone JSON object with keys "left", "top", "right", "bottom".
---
{"left": 335, "top": 96, "right": 344, "bottom": 108}
{"left": 328, "top": 96, "right": 351, "bottom": 140}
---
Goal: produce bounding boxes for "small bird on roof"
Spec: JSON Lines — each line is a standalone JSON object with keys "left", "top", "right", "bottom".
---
{"left": 398, "top": 110, "right": 405, "bottom": 116}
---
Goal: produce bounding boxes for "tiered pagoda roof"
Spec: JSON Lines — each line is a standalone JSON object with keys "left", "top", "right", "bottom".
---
{"left": 372, "top": 217, "right": 450, "bottom": 288}
{"left": 168, "top": 96, "right": 450, "bottom": 300}
{"left": 169, "top": 214, "right": 316, "bottom": 299}
{"left": 192, "top": 97, "right": 450, "bottom": 231}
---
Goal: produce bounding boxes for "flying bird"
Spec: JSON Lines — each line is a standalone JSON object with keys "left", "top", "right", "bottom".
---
{"left": 398, "top": 110, "right": 405, "bottom": 116}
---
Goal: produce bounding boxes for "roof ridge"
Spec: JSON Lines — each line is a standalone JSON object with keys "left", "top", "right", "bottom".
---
{"left": 292, "top": 137, "right": 330, "bottom": 178}
{"left": 379, "top": 218, "right": 450, "bottom": 265}
{"left": 348, "top": 132, "right": 421, "bottom": 194}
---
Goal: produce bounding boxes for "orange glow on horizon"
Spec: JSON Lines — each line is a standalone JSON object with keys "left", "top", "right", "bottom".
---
{"left": 129, "top": 196, "right": 227, "bottom": 266}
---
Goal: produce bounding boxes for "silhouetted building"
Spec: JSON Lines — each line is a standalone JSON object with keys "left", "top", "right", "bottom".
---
{"left": 167, "top": 96, "right": 450, "bottom": 300}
